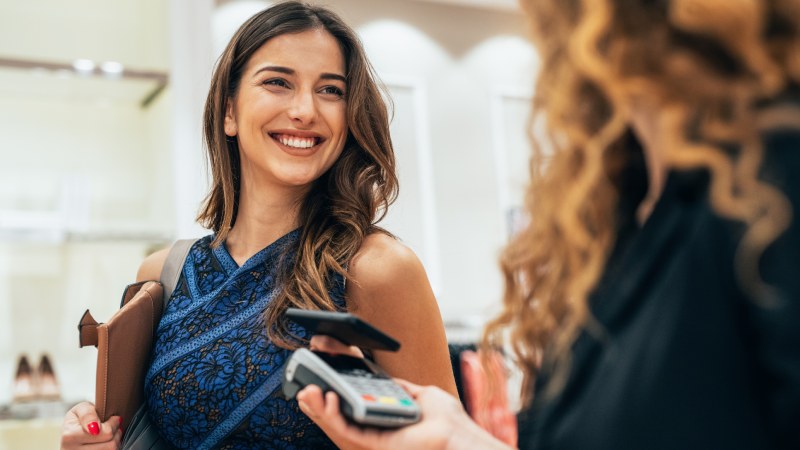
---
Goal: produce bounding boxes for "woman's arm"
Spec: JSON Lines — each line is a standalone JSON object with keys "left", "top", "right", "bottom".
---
{"left": 346, "top": 233, "right": 458, "bottom": 397}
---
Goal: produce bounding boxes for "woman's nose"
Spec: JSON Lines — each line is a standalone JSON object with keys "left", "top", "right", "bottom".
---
{"left": 288, "top": 89, "right": 317, "bottom": 125}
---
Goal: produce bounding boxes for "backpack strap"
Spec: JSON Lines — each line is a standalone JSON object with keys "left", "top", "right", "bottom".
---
{"left": 159, "top": 239, "right": 197, "bottom": 313}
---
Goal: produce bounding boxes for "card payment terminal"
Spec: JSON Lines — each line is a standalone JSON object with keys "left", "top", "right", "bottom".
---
{"left": 282, "top": 309, "right": 421, "bottom": 428}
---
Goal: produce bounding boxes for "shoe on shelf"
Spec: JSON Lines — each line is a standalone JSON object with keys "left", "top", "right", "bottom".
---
{"left": 12, "top": 355, "right": 37, "bottom": 403}
{"left": 37, "top": 354, "right": 62, "bottom": 402}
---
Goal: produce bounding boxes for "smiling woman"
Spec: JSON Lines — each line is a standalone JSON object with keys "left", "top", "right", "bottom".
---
{"left": 59, "top": 2, "right": 457, "bottom": 449}
{"left": 224, "top": 29, "right": 349, "bottom": 191}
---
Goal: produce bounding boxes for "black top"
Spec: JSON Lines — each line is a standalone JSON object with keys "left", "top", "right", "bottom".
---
{"left": 519, "top": 123, "right": 800, "bottom": 449}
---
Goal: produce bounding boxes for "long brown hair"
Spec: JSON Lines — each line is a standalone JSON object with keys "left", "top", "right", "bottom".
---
{"left": 198, "top": 1, "right": 398, "bottom": 347}
{"left": 483, "top": 0, "right": 800, "bottom": 405}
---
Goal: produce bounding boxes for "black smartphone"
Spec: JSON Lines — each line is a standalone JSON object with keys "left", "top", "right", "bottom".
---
{"left": 284, "top": 308, "right": 401, "bottom": 352}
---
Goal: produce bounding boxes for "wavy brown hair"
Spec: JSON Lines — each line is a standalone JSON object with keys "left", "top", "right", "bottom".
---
{"left": 482, "top": 0, "right": 800, "bottom": 405}
{"left": 198, "top": 1, "right": 398, "bottom": 347}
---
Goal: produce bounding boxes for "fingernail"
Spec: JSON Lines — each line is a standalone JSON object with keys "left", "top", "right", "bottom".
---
{"left": 119, "top": 417, "right": 123, "bottom": 425}
{"left": 87, "top": 421, "right": 100, "bottom": 435}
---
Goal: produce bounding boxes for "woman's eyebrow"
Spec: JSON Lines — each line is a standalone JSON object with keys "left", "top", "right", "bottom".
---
{"left": 320, "top": 73, "right": 346, "bottom": 83}
{"left": 253, "top": 65, "right": 346, "bottom": 83}
{"left": 254, "top": 65, "right": 293, "bottom": 77}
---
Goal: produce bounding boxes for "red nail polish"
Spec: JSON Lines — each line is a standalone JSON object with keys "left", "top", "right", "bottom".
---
{"left": 119, "top": 417, "right": 123, "bottom": 425}
{"left": 87, "top": 421, "right": 100, "bottom": 435}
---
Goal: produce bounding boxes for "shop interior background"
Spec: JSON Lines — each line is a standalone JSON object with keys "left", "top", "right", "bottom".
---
{"left": 0, "top": 0, "right": 536, "bottom": 446}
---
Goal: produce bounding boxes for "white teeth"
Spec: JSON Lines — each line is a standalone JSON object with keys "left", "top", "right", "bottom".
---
{"left": 277, "top": 134, "right": 315, "bottom": 149}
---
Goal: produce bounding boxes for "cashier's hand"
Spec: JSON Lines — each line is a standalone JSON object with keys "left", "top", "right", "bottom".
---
{"left": 301, "top": 336, "right": 511, "bottom": 450}
{"left": 297, "top": 378, "right": 466, "bottom": 450}
{"left": 298, "top": 380, "right": 513, "bottom": 450}
{"left": 60, "top": 401, "right": 122, "bottom": 450}
{"left": 309, "top": 335, "right": 365, "bottom": 358}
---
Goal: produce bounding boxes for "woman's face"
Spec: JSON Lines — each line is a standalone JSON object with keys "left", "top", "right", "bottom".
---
{"left": 224, "top": 28, "right": 348, "bottom": 193}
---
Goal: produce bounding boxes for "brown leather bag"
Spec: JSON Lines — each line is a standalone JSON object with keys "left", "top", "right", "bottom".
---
{"left": 77, "top": 239, "right": 195, "bottom": 434}
{"left": 78, "top": 281, "right": 163, "bottom": 430}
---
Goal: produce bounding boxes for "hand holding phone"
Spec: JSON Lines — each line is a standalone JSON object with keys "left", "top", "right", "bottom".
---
{"left": 282, "top": 308, "right": 421, "bottom": 428}
{"left": 284, "top": 307, "right": 400, "bottom": 352}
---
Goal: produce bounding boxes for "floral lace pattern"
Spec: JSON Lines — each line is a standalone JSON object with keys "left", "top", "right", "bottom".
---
{"left": 145, "top": 232, "right": 344, "bottom": 449}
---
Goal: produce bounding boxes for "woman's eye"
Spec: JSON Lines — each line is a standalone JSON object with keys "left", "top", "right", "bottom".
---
{"left": 321, "top": 86, "right": 345, "bottom": 98}
{"left": 263, "top": 78, "right": 289, "bottom": 88}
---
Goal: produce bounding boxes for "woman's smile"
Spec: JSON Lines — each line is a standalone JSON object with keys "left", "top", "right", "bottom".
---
{"left": 269, "top": 131, "right": 324, "bottom": 155}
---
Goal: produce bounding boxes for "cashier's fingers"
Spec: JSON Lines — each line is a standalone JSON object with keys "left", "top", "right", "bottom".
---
{"left": 297, "top": 385, "right": 380, "bottom": 450}
{"left": 392, "top": 378, "right": 424, "bottom": 398}
{"left": 296, "top": 387, "right": 358, "bottom": 434}
{"left": 323, "top": 390, "right": 343, "bottom": 418}
{"left": 296, "top": 384, "right": 327, "bottom": 420}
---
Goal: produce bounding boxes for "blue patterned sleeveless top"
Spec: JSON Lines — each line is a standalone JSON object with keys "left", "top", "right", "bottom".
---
{"left": 144, "top": 231, "right": 343, "bottom": 449}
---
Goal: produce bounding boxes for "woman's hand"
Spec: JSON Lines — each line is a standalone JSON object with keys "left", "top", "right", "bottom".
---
{"left": 60, "top": 401, "right": 122, "bottom": 450}
{"left": 309, "top": 335, "right": 364, "bottom": 357}
{"left": 297, "top": 378, "right": 512, "bottom": 450}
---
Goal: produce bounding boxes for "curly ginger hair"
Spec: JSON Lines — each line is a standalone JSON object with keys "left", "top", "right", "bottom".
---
{"left": 482, "top": 0, "right": 800, "bottom": 405}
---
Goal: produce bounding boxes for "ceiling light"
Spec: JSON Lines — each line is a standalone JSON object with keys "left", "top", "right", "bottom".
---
{"left": 72, "top": 59, "right": 95, "bottom": 75}
{"left": 100, "top": 61, "right": 124, "bottom": 78}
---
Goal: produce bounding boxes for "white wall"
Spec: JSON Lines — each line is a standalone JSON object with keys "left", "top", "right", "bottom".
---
{"left": 327, "top": 0, "right": 537, "bottom": 323}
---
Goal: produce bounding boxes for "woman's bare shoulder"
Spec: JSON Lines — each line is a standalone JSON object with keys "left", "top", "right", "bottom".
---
{"left": 349, "top": 232, "right": 421, "bottom": 287}
{"left": 136, "top": 246, "right": 171, "bottom": 282}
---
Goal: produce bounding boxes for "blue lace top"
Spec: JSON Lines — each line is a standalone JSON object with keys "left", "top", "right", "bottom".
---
{"left": 144, "top": 231, "right": 343, "bottom": 449}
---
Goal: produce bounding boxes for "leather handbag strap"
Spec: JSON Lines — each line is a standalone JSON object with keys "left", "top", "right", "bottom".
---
{"left": 159, "top": 239, "right": 196, "bottom": 313}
